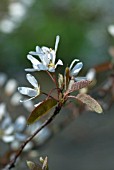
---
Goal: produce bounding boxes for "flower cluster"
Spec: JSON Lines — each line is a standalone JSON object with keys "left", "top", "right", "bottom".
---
{"left": 25, "top": 35, "right": 63, "bottom": 72}
{"left": 0, "top": 102, "right": 51, "bottom": 149}
{"left": 18, "top": 35, "right": 87, "bottom": 104}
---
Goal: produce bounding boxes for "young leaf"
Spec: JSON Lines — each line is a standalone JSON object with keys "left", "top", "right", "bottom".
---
{"left": 69, "top": 80, "right": 91, "bottom": 93}
{"left": 65, "top": 67, "right": 70, "bottom": 90}
{"left": 58, "top": 73, "right": 64, "bottom": 89}
{"left": 39, "top": 157, "right": 49, "bottom": 170}
{"left": 76, "top": 94, "right": 103, "bottom": 113}
{"left": 27, "top": 161, "right": 42, "bottom": 170}
{"left": 27, "top": 99, "right": 57, "bottom": 124}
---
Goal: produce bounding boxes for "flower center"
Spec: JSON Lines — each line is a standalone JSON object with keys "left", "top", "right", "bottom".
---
{"left": 48, "top": 60, "right": 55, "bottom": 68}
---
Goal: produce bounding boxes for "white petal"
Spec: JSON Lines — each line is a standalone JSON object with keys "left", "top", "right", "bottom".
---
{"left": 36, "top": 46, "right": 43, "bottom": 53}
{"left": 5, "top": 79, "right": 17, "bottom": 96}
{"left": 38, "top": 63, "right": 48, "bottom": 70}
{"left": 29, "top": 51, "right": 39, "bottom": 56}
{"left": 23, "top": 141, "right": 33, "bottom": 151}
{"left": 29, "top": 48, "right": 43, "bottom": 56}
{"left": 42, "top": 54, "right": 50, "bottom": 65}
{"left": 70, "top": 62, "right": 83, "bottom": 76}
{"left": 20, "top": 96, "right": 36, "bottom": 102}
{"left": 11, "top": 140, "right": 20, "bottom": 150}
{"left": 69, "top": 59, "right": 80, "bottom": 70}
{"left": 0, "top": 103, "right": 6, "bottom": 120}
{"left": 74, "top": 77, "right": 87, "bottom": 82}
{"left": 86, "top": 68, "right": 96, "bottom": 81}
{"left": 14, "top": 116, "right": 26, "bottom": 132}
{"left": 1, "top": 115, "right": 12, "bottom": 129}
{"left": 55, "top": 59, "right": 63, "bottom": 68}
{"left": 25, "top": 68, "right": 38, "bottom": 72}
{"left": 34, "top": 102, "right": 42, "bottom": 107}
{"left": 0, "top": 72, "right": 7, "bottom": 87}
{"left": 50, "top": 50, "right": 56, "bottom": 64}
{"left": 55, "top": 35, "right": 60, "bottom": 53}
{"left": 23, "top": 100, "right": 34, "bottom": 111}
{"left": 27, "top": 55, "right": 41, "bottom": 65}
{"left": 41, "top": 46, "right": 50, "bottom": 53}
{"left": 34, "top": 126, "right": 51, "bottom": 144}
{"left": 108, "top": 25, "right": 114, "bottom": 36}
{"left": 48, "top": 67, "right": 55, "bottom": 72}
{"left": 18, "top": 87, "right": 38, "bottom": 97}
{"left": 4, "top": 125, "right": 14, "bottom": 135}
{"left": 15, "top": 133, "right": 27, "bottom": 141}
{"left": 26, "top": 74, "right": 38, "bottom": 88}
{"left": 10, "top": 92, "right": 22, "bottom": 106}
{"left": 2, "top": 135, "right": 14, "bottom": 143}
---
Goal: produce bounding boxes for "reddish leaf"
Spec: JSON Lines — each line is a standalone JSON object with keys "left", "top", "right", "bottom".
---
{"left": 76, "top": 93, "right": 103, "bottom": 113}
{"left": 69, "top": 80, "right": 91, "bottom": 93}
{"left": 27, "top": 99, "right": 57, "bottom": 124}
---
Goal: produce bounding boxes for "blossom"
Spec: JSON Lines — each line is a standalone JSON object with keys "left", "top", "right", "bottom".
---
{"left": 108, "top": 25, "right": 114, "bottom": 37}
{"left": 18, "top": 74, "right": 40, "bottom": 102}
{"left": 25, "top": 35, "right": 63, "bottom": 72}
{"left": 69, "top": 59, "right": 87, "bottom": 81}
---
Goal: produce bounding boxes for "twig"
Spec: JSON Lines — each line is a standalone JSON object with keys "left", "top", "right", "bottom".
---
{"left": 5, "top": 104, "right": 62, "bottom": 170}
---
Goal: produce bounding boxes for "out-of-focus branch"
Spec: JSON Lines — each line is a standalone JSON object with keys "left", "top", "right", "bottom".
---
{"left": 5, "top": 104, "right": 62, "bottom": 170}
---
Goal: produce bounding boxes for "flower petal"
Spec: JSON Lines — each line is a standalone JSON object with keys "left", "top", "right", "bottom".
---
{"left": 69, "top": 59, "right": 80, "bottom": 70}
{"left": 14, "top": 116, "right": 26, "bottom": 132}
{"left": 70, "top": 62, "right": 83, "bottom": 76}
{"left": 29, "top": 49, "right": 44, "bottom": 57}
{"left": 55, "top": 35, "right": 60, "bottom": 53}
{"left": 18, "top": 87, "right": 38, "bottom": 97}
{"left": 36, "top": 46, "right": 43, "bottom": 53}
{"left": 50, "top": 50, "right": 56, "bottom": 64}
{"left": 41, "top": 46, "right": 50, "bottom": 53}
{"left": 55, "top": 59, "right": 63, "bottom": 68}
{"left": 86, "top": 68, "right": 96, "bottom": 81}
{"left": 2, "top": 135, "right": 15, "bottom": 143}
{"left": 0, "top": 103, "right": 6, "bottom": 120}
{"left": 26, "top": 74, "right": 38, "bottom": 88}
{"left": 37, "top": 53, "right": 50, "bottom": 67}
{"left": 27, "top": 55, "right": 41, "bottom": 65}
{"left": 74, "top": 77, "right": 87, "bottom": 82}
{"left": 25, "top": 68, "right": 38, "bottom": 72}
{"left": 29, "top": 51, "right": 39, "bottom": 56}
{"left": 48, "top": 67, "right": 55, "bottom": 72}
{"left": 38, "top": 63, "right": 48, "bottom": 70}
{"left": 20, "top": 96, "right": 36, "bottom": 102}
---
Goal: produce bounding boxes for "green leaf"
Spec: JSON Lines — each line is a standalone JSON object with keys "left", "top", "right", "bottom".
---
{"left": 76, "top": 94, "right": 103, "bottom": 113}
{"left": 26, "top": 161, "right": 42, "bottom": 170}
{"left": 27, "top": 99, "right": 57, "bottom": 124}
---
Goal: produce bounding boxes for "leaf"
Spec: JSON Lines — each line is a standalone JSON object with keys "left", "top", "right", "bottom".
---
{"left": 27, "top": 161, "right": 42, "bottom": 170}
{"left": 65, "top": 67, "right": 70, "bottom": 90}
{"left": 69, "top": 80, "right": 91, "bottom": 93}
{"left": 42, "top": 157, "right": 48, "bottom": 170}
{"left": 76, "top": 94, "right": 103, "bottom": 113}
{"left": 27, "top": 99, "right": 57, "bottom": 124}
{"left": 58, "top": 74, "right": 64, "bottom": 89}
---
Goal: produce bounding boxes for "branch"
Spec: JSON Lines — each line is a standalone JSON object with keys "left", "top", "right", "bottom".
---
{"left": 5, "top": 104, "right": 62, "bottom": 170}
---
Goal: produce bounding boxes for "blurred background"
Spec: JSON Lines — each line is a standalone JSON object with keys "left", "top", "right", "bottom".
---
{"left": 0, "top": 0, "right": 114, "bottom": 170}
{"left": 0, "top": 0, "right": 114, "bottom": 76}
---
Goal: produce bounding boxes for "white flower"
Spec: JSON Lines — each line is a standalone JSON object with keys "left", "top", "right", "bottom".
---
{"left": 18, "top": 74, "right": 40, "bottom": 102}
{"left": 108, "top": 25, "right": 114, "bottom": 36}
{"left": 69, "top": 59, "right": 87, "bottom": 81}
{"left": 25, "top": 35, "right": 63, "bottom": 72}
